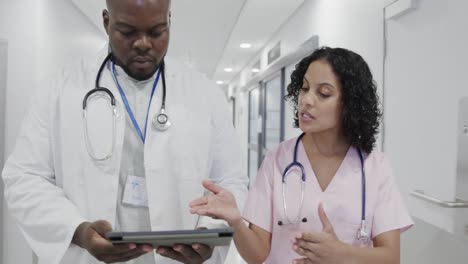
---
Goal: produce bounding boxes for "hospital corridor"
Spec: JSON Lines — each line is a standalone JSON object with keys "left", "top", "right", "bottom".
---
{"left": 1, "top": 0, "right": 468, "bottom": 263}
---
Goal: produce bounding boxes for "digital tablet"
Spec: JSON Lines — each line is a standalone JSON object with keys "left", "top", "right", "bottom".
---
{"left": 106, "top": 228, "right": 234, "bottom": 247}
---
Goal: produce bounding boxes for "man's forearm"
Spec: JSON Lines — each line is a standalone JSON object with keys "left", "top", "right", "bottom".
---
{"left": 72, "top": 221, "right": 91, "bottom": 248}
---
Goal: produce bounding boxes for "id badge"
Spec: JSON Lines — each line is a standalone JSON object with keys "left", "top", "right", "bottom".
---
{"left": 122, "top": 175, "right": 148, "bottom": 207}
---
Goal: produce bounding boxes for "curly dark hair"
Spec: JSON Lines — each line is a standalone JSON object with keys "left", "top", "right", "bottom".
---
{"left": 285, "top": 47, "right": 381, "bottom": 153}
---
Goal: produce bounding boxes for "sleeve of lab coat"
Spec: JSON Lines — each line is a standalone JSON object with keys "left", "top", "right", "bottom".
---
{"left": 2, "top": 76, "right": 88, "bottom": 264}
{"left": 195, "top": 82, "right": 249, "bottom": 263}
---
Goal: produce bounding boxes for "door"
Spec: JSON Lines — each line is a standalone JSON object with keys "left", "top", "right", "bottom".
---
{"left": 247, "top": 71, "right": 285, "bottom": 186}
{"left": 262, "top": 73, "right": 283, "bottom": 160}
{"left": 384, "top": 1, "right": 468, "bottom": 263}
{"left": 247, "top": 86, "right": 261, "bottom": 185}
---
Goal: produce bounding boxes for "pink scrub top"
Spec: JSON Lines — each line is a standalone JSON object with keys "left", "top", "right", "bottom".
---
{"left": 243, "top": 137, "right": 413, "bottom": 264}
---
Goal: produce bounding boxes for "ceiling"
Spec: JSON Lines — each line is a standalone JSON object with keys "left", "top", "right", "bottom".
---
{"left": 70, "top": 0, "right": 304, "bottom": 85}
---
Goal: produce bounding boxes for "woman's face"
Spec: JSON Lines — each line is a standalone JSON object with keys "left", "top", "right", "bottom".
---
{"left": 298, "top": 59, "right": 344, "bottom": 134}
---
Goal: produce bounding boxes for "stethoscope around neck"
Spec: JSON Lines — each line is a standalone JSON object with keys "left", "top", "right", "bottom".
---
{"left": 278, "top": 133, "right": 370, "bottom": 245}
{"left": 82, "top": 53, "right": 171, "bottom": 161}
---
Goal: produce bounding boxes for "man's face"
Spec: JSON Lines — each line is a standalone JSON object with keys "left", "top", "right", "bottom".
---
{"left": 103, "top": 0, "right": 170, "bottom": 81}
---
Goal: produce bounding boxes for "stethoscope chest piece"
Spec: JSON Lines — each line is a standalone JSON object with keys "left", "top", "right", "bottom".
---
{"left": 356, "top": 220, "right": 370, "bottom": 245}
{"left": 152, "top": 108, "right": 171, "bottom": 131}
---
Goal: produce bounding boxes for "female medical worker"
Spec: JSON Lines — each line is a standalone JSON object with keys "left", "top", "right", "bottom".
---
{"left": 190, "top": 47, "right": 413, "bottom": 264}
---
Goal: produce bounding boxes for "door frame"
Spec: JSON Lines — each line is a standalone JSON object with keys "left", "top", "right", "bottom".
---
{"left": 0, "top": 38, "right": 8, "bottom": 264}
{"left": 259, "top": 71, "right": 285, "bottom": 161}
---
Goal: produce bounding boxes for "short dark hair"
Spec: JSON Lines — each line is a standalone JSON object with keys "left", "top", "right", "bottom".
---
{"left": 285, "top": 47, "right": 382, "bottom": 153}
{"left": 106, "top": 0, "right": 171, "bottom": 11}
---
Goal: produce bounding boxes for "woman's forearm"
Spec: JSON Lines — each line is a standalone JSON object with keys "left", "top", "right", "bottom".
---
{"left": 344, "top": 244, "right": 399, "bottom": 264}
{"left": 231, "top": 220, "right": 270, "bottom": 264}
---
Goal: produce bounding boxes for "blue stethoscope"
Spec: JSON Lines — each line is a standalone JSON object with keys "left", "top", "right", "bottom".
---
{"left": 82, "top": 53, "right": 171, "bottom": 161}
{"left": 278, "top": 133, "right": 370, "bottom": 244}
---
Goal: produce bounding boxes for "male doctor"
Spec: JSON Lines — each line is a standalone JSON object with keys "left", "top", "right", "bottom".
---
{"left": 2, "top": 0, "right": 248, "bottom": 263}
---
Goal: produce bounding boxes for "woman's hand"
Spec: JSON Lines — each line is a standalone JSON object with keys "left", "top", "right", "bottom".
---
{"left": 292, "top": 204, "right": 348, "bottom": 264}
{"left": 189, "top": 180, "right": 242, "bottom": 227}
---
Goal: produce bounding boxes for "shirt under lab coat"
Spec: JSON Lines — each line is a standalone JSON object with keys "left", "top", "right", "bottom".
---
{"left": 113, "top": 64, "right": 157, "bottom": 264}
{"left": 2, "top": 48, "right": 248, "bottom": 264}
{"left": 243, "top": 137, "right": 413, "bottom": 264}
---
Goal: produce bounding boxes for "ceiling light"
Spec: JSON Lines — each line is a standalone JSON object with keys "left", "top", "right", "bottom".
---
{"left": 216, "top": 81, "right": 224, "bottom": 85}
{"left": 224, "top": 68, "right": 233, "bottom": 72}
{"left": 251, "top": 68, "right": 260, "bottom": 73}
{"left": 240, "top": 43, "right": 252, "bottom": 49}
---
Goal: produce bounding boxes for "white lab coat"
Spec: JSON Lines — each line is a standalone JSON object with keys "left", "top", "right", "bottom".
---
{"left": 2, "top": 48, "right": 248, "bottom": 264}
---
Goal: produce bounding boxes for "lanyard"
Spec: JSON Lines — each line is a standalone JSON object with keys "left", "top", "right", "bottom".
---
{"left": 111, "top": 62, "right": 162, "bottom": 143}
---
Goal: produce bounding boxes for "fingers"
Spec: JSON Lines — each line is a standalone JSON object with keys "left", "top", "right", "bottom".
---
{"left": 190, "top": 205, "right": 208, "bottom": 214}
{"left": 294, "top": 239, "right": 319, "bottom": 253}
{"left": 190, "top": 206, "right": 219, "bottom": 219}
{"left": 102, "top": 245, "right": 152, "bottom": 263}
{"left": 318, "top": 203, "right": 333, "bottom": 233}
{"left": 189, "top": 196, "right": 208, "bottom": 207}
{"left": 85, "top": 223, "right": 138, "bottom": 255}
{"left": 173, "top": 244, "right": 202, "bottom": 259}
{"left": 202, "top": 180, "right": 223, "bottom": 194}
{"left": 156, "top": 243, "right": 213, "bottom": 263}
{"left": 157, "top": 247, "right": 185, "bottom": 263}
{"left": 89, "top": 233, "right": 136, "bottom": 254}
{"left": 92, "top": 220, "right": 113, "bottom": 235}
{"left": 156, "top": 245, "right": 200, "bottom": 263}
{"left": 191, "top": 243, "right": 213, "bottom": 259}
{"left": 87, "top": 220, "right": 141, "bottom": 254}
{"left": 292, "top": 242, "right": 319, "bottom": 263}
{"left": 84, "top": 220, "right": 154, "bottom": 263}
{"left": 293, "top": 233, "right": 320, "bottom": 261}
{"left": 296, "top": 232, "right": 322, "bottom": 243}
{"left": 189, "top": 196, "right": 215, "bottom": 215}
